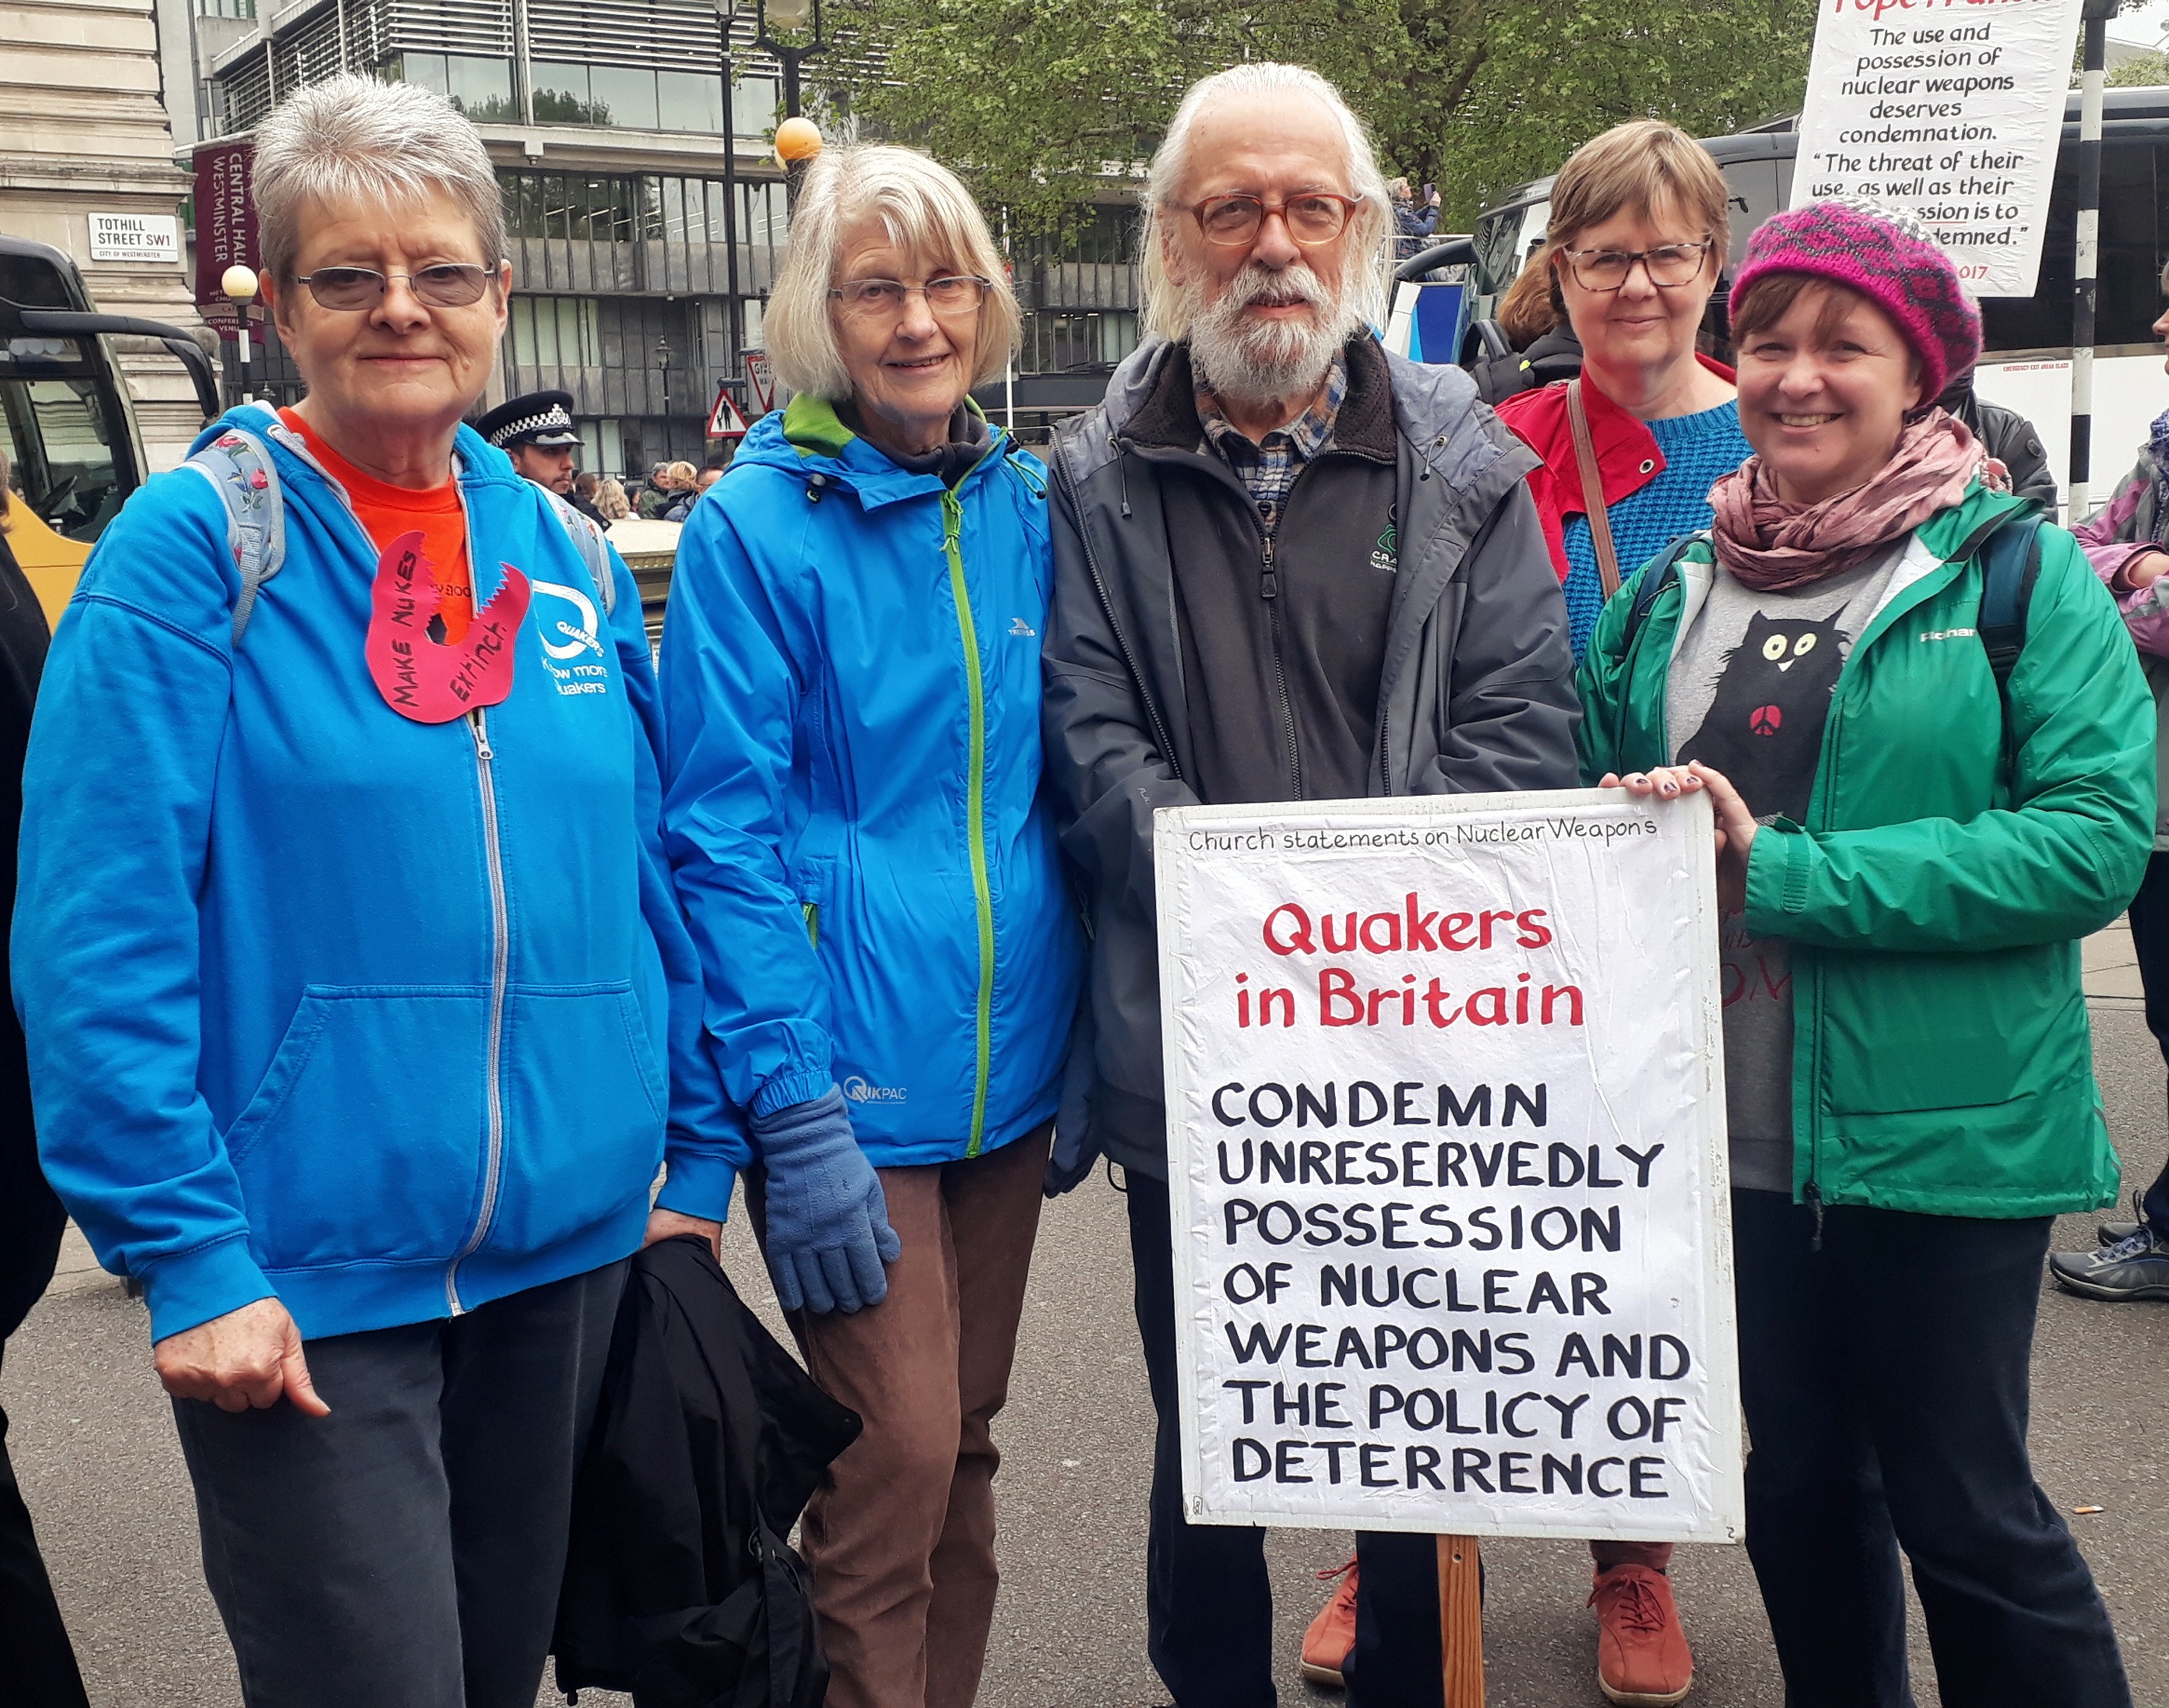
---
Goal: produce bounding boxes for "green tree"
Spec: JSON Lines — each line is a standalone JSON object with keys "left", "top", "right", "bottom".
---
{"left": 825, "top": 0, "right": 1817, "bottom": 233}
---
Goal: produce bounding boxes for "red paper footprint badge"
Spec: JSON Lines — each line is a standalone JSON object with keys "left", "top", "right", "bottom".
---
{"left": 365, "top": 531, "right": 531, "bottom": 723}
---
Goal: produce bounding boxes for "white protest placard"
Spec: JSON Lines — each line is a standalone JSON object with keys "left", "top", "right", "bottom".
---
{"left": 1156, "top": 788, "right": 1742, "bottom": 1542}
{"left": 1790, "top": 0, "right": 2085, "bottom": 297}
{"left": 88, "top": 212, "right": 181, "bottom": 264}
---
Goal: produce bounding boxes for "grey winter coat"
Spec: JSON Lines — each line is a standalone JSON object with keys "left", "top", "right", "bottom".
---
{"left": 1041, "top": 337, "right": 1581, "bottom": 1183}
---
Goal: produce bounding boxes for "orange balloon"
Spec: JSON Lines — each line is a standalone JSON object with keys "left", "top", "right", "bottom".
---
{"left": 775, "top": 116, "right": 824, "bottom": 161}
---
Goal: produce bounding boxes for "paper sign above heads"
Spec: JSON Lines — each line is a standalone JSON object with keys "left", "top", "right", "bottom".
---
{"left": 1154, "top": 787, "right": 1743, "bottom": 1542}
{"left": 1789, "top": 0, "right": 2086, "bottom": 298}
{"left": 366, "top": 531, "right": 531, "bottom": 723}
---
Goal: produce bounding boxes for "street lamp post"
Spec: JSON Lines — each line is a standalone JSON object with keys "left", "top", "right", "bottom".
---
{"left": 757, "top": 0, "right": 824, "bottom": 121}
{"left": 222, "top": 264, "right": 258, "bottom": 407}
{"left": 712, "top": 0, "right": 743, "bottom": 384}
{"left": 756, "top": 0, "right": 826, "bottom": 207}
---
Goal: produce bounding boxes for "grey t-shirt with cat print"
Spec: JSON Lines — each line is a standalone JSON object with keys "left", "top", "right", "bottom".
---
{"left": 1664, "top": 545, "right": 1906, "bottom": 1191}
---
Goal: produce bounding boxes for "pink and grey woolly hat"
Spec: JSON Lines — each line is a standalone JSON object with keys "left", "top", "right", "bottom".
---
{"left": 1728, "top": 196, "right": 1981, "bottom": 400}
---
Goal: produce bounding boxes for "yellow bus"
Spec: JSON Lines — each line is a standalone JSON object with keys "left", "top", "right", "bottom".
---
{"left": 1, "top": 234, "right": 218, "bottom": 627}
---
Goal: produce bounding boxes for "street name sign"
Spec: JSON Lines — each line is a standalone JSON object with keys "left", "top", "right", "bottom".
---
{"left": 88, "top": 213, "right": 180, "bottom": 263}
{"left": 1156, "top": 788, "right": 1744, "bottom": 1543}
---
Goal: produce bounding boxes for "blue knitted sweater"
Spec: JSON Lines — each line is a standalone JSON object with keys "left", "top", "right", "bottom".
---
{"left": 1561, "top": 400, "right": 1751, "bottom": 661}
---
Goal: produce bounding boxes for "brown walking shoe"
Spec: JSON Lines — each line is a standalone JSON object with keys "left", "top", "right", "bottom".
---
{"left": 1588, "top": 1563, "right": 1693, "bottom": 1705}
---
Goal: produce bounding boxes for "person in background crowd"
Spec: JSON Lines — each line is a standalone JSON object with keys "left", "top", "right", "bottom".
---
{"left": 1583, "top": 197, "right": 2143, "bottom": 1708}
{"left": 1495, "top": 121, "right": 1748, "bottom": 678}
{"left": 1939, "top": 367, "right": 2055, "bottom": 512}
{"left": 1469, "top": 245, "right": 1587, "bottom": 405}
{"left": 572, "top": 470, "right": 611, "bottom": 527}
{"left": 694, "top": 464, "right": 725, "bottom": 496}
{"left": 2054, "top": 258, "right": 2169, "bottom": 1304}
{"left": 595, "top": 475, "right": 632, "bottom": 522}
{"left": 660, "top": 142, "right": 1083, "bottom": 1708}
{"left": 1042, "top": 62, "right": 1578, "bottom": 1708}
{"left": 0, "top": 451, "right": 89, "bottom": 1708}
{"left": 1387, "top": 175, "right": 1439, "bottom": 249}
{"left": 637, "top": 461, "right": 676, "bottom": 518}
{"left": 478, "top": 387, "right": 589, "bottom": 513}
{"left": 658, "top": 460, "right": 700, "bottom": 521}
{"left": 12, "top": 74, "right": 741, "bottom": 1707}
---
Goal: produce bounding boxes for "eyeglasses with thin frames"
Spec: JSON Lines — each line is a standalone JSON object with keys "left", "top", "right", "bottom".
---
{"left": 293, "top": 263, "right": 498, "bottom": 312}
{"left": 1183, "top": 193, "right": 1362, "bottom": 248}
{"left": 829, "top": 276, "right": 993, "bottom": 319}
{"left": 1557, "top": 240, "right": 1716, "bottom": 292}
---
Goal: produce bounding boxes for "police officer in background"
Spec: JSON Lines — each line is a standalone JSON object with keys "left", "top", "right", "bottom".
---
{"left": 478, "top": 389, "right": 609, "bottom": 525}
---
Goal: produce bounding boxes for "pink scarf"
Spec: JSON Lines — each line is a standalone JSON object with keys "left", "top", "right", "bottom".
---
{"left": 1709, "top": 410, "right": 2003, "bottom": 591}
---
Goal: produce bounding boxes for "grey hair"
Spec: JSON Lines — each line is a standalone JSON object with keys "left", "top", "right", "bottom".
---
{"left": 252, "top": 73, "right": 506, "bottom": 286}
{"left": 766, "top": 143, "right": 1020, "bottom": 401}
{"left": 1139, "top": 63, "right": 1394, "bottom": 343}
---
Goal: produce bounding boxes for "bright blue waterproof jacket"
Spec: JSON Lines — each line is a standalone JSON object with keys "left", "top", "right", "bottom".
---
{"left": 660, "top": 397, "right": 1083, "bottom": 1166}
{"left": 14, "top": 405, "right": 744, "bottom": 1345}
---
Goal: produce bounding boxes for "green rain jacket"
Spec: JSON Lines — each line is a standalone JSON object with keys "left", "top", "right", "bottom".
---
{"left": 1578, "top": 483, "right": 2154, "bottom": 1218}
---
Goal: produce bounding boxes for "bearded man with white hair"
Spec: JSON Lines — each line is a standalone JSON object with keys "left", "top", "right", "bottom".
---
{"left": 1043, "top": 63, "right": 1579, "bottom": 1708}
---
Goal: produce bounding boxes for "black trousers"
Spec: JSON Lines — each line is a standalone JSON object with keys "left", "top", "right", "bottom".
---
{"left": 0, "top": 1092, "right": 88, "bottom": 1708}
{"left": 2120, "top": 850, "right": 2169, "bottom": 1236}
{"left": 1731, "top": 1190, "right": 2129, "bottom": 1708}
{"left": 1126, "top": 1172, "right": 1438, "bottom": 1708}
{"left": 171, "top": 1260, "right": 625, "bottom": 1708}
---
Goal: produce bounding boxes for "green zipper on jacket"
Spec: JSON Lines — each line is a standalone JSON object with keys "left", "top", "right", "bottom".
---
{"left": 943, "top": 488, "right": 996, "bottom": 1155}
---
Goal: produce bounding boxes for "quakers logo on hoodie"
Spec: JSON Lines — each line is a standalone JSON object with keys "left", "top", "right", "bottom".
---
{"left": 532, "top": 578, "right": 613, "bottom": 697}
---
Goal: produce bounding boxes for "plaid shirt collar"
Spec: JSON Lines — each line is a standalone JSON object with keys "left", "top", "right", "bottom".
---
{"left": 1193, "top": 350, "right": 1349, "bottom": 520}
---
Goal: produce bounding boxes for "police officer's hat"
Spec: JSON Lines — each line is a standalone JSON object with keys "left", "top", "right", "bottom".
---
{"left": 477, "top": 389, "right": 583, "bottom": 451}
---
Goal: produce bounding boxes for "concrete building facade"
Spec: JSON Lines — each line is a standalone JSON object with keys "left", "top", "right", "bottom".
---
{"left": 3, "top": 0, "right": 209, "bottom": 468}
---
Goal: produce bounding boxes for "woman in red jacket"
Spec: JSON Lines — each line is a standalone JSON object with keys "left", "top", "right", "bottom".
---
{"left": 1496, "top": 121, "right": 1748, "bottom": 671}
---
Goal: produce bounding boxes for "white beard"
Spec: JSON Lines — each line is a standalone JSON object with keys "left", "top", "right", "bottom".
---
{"left": 1183, "top": 260, "right": 1363, "bottom": 410}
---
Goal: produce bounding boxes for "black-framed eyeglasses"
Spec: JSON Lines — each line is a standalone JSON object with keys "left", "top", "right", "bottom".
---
{"left": 1558, "top": 240, "right": 1715, "bottom": 291}
{"left": 1185, "top": 193, "right": 1361, "bottom": 248}
{"left": 294, "top": 263, "right": 498, "bottom": 311}
{"left": 828, "top": 276, "right": 992, "bottom": 318}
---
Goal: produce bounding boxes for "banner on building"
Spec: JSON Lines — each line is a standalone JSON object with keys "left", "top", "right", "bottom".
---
{"left": 193, "top": 142, "right": 258, "bottom": 333}
{"left": 1790, "top": 0, "right": 2086, "bottom": 297}
{"left": 1155, "top": 789, "right": 1743, "bottom": 1542}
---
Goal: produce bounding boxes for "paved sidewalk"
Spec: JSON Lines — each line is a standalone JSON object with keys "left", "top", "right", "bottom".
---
{"left": 8, "top": 988, "right": 2165, "bottom": 1706}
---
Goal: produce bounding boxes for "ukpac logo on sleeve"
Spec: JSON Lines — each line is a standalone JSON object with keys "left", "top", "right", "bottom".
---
{"left": 531, "top": 579, "right": 612, "bottom": 698}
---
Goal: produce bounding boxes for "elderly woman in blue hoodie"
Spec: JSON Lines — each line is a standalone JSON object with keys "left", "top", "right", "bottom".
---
{"left": 13, "top": 75, "right": 740, "bottom": 1707}
{"left": 660, "top": 143, "right": 1082, "bottom": 1708}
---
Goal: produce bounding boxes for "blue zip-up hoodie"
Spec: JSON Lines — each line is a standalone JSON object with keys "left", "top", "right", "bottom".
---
{"left": 660, "top": 397, "right": 1082, "bottom": 1165}
{"left": 14, "top": 404, "right": 745, "bottom": 1345}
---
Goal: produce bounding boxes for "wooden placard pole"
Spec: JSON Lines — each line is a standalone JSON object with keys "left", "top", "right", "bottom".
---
{"left": 1437, "top": 1534, "right": 1483, "bottom": 1706}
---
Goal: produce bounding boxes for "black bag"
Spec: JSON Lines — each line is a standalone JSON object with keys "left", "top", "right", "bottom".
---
{"left": 553, "top": 1235, "right": 862, "bottom": 1708}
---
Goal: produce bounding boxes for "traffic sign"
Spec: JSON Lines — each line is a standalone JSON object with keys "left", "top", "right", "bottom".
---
{"left": 744, "top": 350, "right": 775, "bottom": 416}
{"left": 707, "top": 386, "right": 751, "bottom": 438}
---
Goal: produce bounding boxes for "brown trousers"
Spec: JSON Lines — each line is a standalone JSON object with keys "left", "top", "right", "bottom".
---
{"left": 753, "top": 1124, "right": 1050, "bottom": 1708}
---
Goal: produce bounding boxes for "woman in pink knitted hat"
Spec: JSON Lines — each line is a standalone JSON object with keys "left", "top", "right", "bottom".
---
{"left": 1578, "top": 197, "right": 2146, "bottom": 1707}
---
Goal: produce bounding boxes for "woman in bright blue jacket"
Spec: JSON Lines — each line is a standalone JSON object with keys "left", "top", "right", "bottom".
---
{"left": 660, "top": 143, "right": 1081, "bottom": 1706}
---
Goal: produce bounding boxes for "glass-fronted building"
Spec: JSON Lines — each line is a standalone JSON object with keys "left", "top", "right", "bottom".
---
{"left": 182, "top": 0, "right": 1143, "bottom": 466}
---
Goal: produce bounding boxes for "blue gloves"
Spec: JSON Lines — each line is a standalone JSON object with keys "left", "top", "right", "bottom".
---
{"left": 752, "top": 1086, "right": 901, "bottom": 1314}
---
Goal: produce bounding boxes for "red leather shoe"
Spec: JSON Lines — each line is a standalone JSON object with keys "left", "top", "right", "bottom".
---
{"left": 1589, "top": 1564, "right": 1694, "bottom": 1705}
{"left": 1300, "top": 1554, "right": 1359, "bottom": 1688}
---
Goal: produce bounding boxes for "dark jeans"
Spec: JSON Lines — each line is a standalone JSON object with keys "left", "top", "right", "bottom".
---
{"left": 1, "top": 1356, "right": 89, "bottom": 1708}
{"left": 1731, "top": 1190, "right": 2129, "bottom": 1708}
{"left": 1126, "top": 1172, "right": 1435, "bottom": 1708}
{"left": 2121, "top": 850, "right": 2169, "bottom": 1236}
{"left": 0, "top": 1116, "right": 88, "bottom": 1708}
{"left": 171, "top": 1260, "right": 626, "bottom": 1708}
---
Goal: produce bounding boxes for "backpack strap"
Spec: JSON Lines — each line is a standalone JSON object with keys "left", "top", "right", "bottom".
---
{"left": 183, "top": 425, "right": 287, "bottom": 644}
{"left": 1974, "top": 511, "right": 2043, "bottom": 693}
{"left": 538, "top": 487, "right": 617, "bottom": 617}
{"left": 1618, "top": 532, "right": 1703, "bottom": 653}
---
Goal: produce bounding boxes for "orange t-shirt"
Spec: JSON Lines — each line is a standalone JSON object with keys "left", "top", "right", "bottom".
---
{"left": 281, "top": 409, "right": 475, "bottom": 643}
